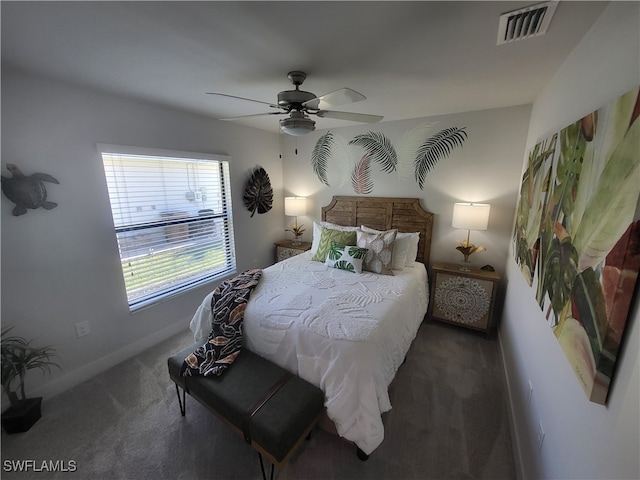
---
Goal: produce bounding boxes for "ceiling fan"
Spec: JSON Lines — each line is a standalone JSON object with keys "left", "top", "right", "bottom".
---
{"left": 207, "top": 71, "right": 383, "bottom": 136}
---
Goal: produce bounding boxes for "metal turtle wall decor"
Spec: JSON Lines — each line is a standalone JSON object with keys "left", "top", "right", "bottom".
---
{"left": 243, "top": 166, "right": 273, "bottom": 217}
{"left": 1, "top": 163, "right": 60, "bottom": 216}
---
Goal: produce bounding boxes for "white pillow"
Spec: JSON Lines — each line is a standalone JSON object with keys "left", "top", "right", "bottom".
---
{"left": 311, "top": 221, "right": 360, "bottom": 254}
{"left": 403, "top": 232, "right": 420, "bottom": 267}
{"left": 361, "top": 226, "right": 420, "bottom": 269}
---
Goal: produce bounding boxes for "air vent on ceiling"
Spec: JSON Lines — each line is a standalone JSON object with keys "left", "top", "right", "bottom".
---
{"left": 497, "top": 1, "right": 558, "bottom": 45}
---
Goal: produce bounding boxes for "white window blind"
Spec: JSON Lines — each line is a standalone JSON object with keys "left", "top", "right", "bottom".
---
{"left": 100, "top": 145, "right": 236, "bottom": 311}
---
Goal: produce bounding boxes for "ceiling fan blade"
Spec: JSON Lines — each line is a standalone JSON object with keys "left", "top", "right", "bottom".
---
{"left": 303, "top": 88, "right": 366, "bottom": 110}
{"left": 220, "top": 111, "right": 287, "bottom": 121}
{"left": 206, "top": 92, "right": 280, "bottom": 110}
{"left": 316, "top": 110, "right": 383, "bottom": 123}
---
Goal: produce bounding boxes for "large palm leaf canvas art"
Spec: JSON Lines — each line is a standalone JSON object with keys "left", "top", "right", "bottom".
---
{"left": 513, "top": 86, "right": 640, "bottom": 404}
{"left": 513, "top": 133, "right": 557, "bottom": 286}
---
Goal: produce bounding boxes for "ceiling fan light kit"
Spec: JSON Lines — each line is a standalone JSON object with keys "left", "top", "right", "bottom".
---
{"left": 209, "top": 71, "right": 382, "bottom": 136}
{"left": 280, "top": 111, "right": 316, "bottom": 136}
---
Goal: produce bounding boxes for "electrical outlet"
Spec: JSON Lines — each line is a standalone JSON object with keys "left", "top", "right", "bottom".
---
{"left": 75, "top": 321, "right": 91, "bottom": 338}
{"left": 536, "top": 420, "right": 545, "bottom": 452}
{"left": 527, "top": 380, "right": 533, "bottom": 407}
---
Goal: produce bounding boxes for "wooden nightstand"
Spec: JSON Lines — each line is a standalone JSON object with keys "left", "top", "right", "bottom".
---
{"left": 429, "top": 262, "right": 500, "bottom": 337}
{"left": 274, "top": 239, "right": 311, "bottom": 263}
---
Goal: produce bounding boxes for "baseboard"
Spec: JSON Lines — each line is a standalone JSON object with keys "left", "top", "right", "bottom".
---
{"left": 15, "top": 319, "right": 190, "bottom": 408}
{"left": 497, "top": 327, "right": 525, "bottom": 480}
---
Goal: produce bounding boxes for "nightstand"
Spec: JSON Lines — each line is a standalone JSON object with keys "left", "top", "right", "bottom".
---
{"left": 429, "top": 262, "right": 500, "bottom": 337}
{"left": 274, "top": 239, "right": 311, "bottom": 263}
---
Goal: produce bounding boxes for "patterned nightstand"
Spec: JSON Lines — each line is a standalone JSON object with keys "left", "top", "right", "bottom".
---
{"left": 274, "top": 239, "right": 311, "bottom": 263}
{"left": 429, "top": 262, "right": 500, "bottom": 337}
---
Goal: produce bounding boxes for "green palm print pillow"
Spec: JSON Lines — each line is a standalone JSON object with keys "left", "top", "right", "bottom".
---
{"left": 324, "top": 242, "right": 369, "bottom": 273}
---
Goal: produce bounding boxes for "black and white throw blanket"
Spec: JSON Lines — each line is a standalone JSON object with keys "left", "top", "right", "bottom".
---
{"left": 182, "top": 269, "right": 262, "bottom": 377}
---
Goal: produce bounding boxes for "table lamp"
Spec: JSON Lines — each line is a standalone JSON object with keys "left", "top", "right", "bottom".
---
{"left": 284, "top": 196, "right": 307, "bottom": 245}
{"left": 452, "top": 202, "right": 490, "bottom": 267}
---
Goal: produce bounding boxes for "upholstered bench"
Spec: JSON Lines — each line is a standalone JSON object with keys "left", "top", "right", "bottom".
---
{"left": 168, "top": 344, "right": 325, "bottom": 480}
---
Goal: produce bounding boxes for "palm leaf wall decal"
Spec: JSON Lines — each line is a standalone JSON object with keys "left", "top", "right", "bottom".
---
{"left": 348, "top": 131, "right": 397, "bottom": 173}
{"left": 351, "top": 155, "right": 373, "bottom": 195}
{"left": 311, "top": 132, "right": 333, "bottom": 186}
{"left": 397, "top": 122, "right": 439, "bottom": 180}
{"left": 331, "top": 132, "right": 356, "bottom": 188}
{"left": 414, "top": 126, "right": 468, "bottom": 189}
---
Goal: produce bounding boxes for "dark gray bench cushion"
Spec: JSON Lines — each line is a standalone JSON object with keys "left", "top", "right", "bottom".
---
{"left": 168, "top": 344, "right": 324, "bottom": 464}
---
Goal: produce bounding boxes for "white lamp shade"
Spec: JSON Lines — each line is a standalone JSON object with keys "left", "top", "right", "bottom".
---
{"left": 452, "top": 203, "right": 490, "bottom": 231}
{"left": 285, "top": 197, "right": 307, "bottom": 216}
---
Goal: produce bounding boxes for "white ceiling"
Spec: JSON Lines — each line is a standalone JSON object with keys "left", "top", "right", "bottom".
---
{"left": 1, "top": 1, "right": 608, "bottom": 134}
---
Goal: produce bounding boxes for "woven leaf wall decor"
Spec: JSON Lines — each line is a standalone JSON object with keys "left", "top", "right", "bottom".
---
{"left": 243, "top": 166, "right": 273, "bottom": 217}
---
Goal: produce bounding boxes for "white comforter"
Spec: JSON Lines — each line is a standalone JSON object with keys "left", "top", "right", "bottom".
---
{"left": 190, "top": 251, "right": 428, "bottom": 455}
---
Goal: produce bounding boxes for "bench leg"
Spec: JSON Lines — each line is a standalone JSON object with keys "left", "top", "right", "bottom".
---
{"left": 175, "top": 384, "right": 186, "bottom": 416}
{"left": 356, "top": 446, "right": 369, "bottom": 461}
{"left": 257, "top": 452, "right": 274, "bottom": 480}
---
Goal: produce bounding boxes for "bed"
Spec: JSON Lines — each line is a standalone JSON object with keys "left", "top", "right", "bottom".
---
{"left": 190, "top": 196, "right": 434, "bottom": 456}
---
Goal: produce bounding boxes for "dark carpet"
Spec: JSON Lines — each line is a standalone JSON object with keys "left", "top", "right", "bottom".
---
{"left": 1, "top": 320, "right": 516, "bottom": 479}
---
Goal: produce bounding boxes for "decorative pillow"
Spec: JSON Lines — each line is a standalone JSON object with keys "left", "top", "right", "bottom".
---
{"left": 356, "top": 229, "right": 397, "bottom": 275}
{"left": 361, "top": 226, "right": 420, "bottom": 268}
{"left": 324, "top": 242, "right": 369, "bottom": 273}
{"left": 311, "top": 227, "right": 357, "bottom": 262}
{"left": 361, "top": 225, "right": 405, "bottom": 270}
{"left": 311, "top": 221, "right": 360, "bottom": 254}
{"left": 403, "top": 232, "right": 420, "bottom": 267}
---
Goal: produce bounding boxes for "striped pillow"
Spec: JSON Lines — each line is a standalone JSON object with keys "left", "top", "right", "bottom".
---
{"left": 311, "top": 227, "right": 357, "bottom": 262}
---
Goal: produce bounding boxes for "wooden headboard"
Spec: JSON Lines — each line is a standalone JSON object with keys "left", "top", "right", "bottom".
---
{"left": 321, "top": 196, "right": 434, "bottom": 265}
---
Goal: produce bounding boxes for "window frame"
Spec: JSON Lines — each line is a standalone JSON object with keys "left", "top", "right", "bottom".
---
{"left": 98, "top": 143, "right": 237, "bottom": 312}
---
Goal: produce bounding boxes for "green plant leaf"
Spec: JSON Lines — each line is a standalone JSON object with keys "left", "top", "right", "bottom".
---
{"left": 335, "top": 260, "right": 355, "bottom": 272}
{"left": 513, "top": 134, "right": 557, "bottom": 284}
{"left": 2, "top": 326, "right": 60, "bottom": 403}
{"left": 327, "top": 242, "right": 343, "bottom": 261}
{"left": 572, "top": 117, "right": 640, "bottom": 271}
{"left": 571, "top": 267, "right": 607, "bottom": 360}
{"left": 347, "top": 246, "right": 368, "bottom": 259}
{"left": 539, "top": 230, "right": 578, "bottom": 315}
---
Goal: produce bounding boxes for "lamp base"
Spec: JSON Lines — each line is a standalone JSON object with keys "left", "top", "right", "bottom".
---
{"left": 455, "top": 243, "right": 486, "bottom": 271}
{"left": 458, "top": 261, "right": 472, "bottom": 272}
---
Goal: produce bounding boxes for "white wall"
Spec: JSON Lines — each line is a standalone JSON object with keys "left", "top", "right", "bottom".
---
{"left": 501, "top": 3, "right": 640, "bottom": 479}
{"left": 1, "top": 67, "right": 282, "bottom": 405}
{"left": 280, "top": 105, "right": 532, "bottom": 277}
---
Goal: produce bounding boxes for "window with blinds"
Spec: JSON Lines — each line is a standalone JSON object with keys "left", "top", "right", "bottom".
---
{"left": 100, "top": 145, "right": 236, "bottom": 311}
